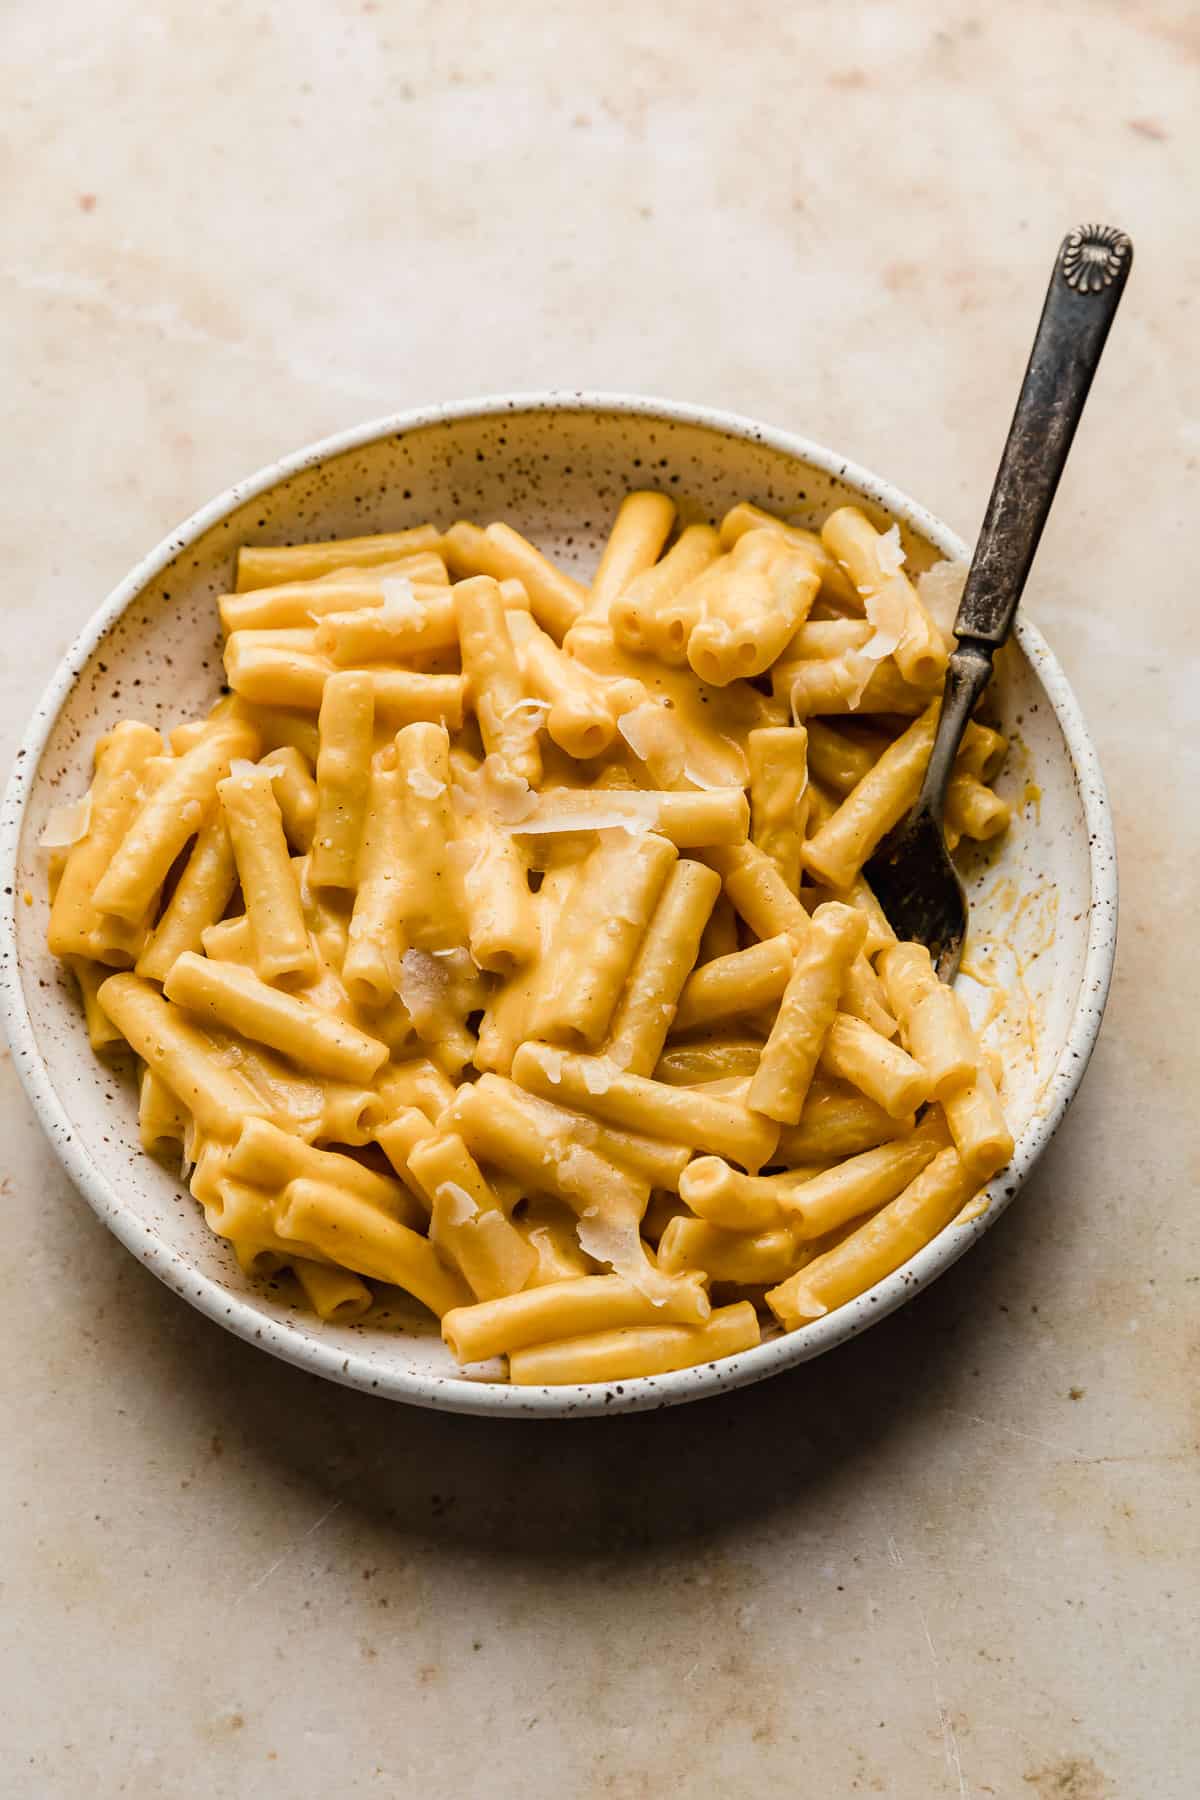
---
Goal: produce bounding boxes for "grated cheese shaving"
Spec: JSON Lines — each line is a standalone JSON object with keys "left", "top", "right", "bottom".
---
{"left": 497, "top": 697, "right": 550, "bottom": 725}
{"left": 917, "top": 559, "right": 969, "bottom": 636}
{"left": 574, "top": 1211, "right": 673, "bottom": 1306}
{"left": 228, "top": 757, "right": 283, "bottom": 784}
{"left": 38, "top": 792, "right": 92, "bottom": 850}
{"left": 511, "top": 791, "right": 661, "bottom": 837}
{"left": 406, "top": 767, "right": 446, "bottom": 799}
{"left": 616, "top": 702, "right": 685, "bottom": 784}
{"left": 436, "top": 1180, "right": 479, "bottom": 1226}
{"left": 398, "top": 949, "right": 449, "bottom": 1027}
{"left": 841, "top": 650, "right": 878, "bottom": 711}
{"left": 875, "top": 523, "right": 907, "bottom": 576}
{"left": 582, "top": 1057, "right": 616, "bottom": 1096}
{"left": 682, "top": 764, "right": 728, "bottom": 792}
{"left": 379, "top": 576, "right": 423, "bottom": 623}
{"left": 860, "top": 591, "right": 903, "bottom": 662}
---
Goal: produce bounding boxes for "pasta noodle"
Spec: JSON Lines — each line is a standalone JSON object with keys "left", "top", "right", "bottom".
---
{"left": 47, "top": 494, "right": 1015, "bottom": 1376}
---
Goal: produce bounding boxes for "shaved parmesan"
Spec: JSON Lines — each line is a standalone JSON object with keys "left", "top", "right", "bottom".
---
{"left": 860, "top": 591, "right": 904, "bottom": 661}
{"left": 183, "top": 1116, "right": 200, "bottom": 1166}
{"left": 538, "top": 1045, "right": 565, "bottom": 1085}
{"left": 406, "top": 767, "right": 446, "bottom": 799}
{"left": 582, "top": 1057, "right": 617, "bottom": 1096}
{"left": 617, "top": 702, "right": 685, "bottom": 785}
{"left": 398, "top": 949, "right": 449, "bottom": 1026}
{"left": 38, "top": 792, "right": 92, "bottom": 850}
{"left": 682, "top": 764, "right": 730, "bottom": 792}
{"left": 379, "top": 576, "right": 423, "bottom": 623}
{"left": 449, "top": 757, "right": 536, "bottom": 826}
{"left": 511, "top": 791, "right": 661, "bottom": 837}
{"left": 841, "top": 650, "right": 878, "bottom": 711}
{"left": 436, "top": 1180, "right": 479, "bottom": 1226}
{"left": 228, "top": 757, "right": 281, "bottom": 782}
{"left": 498, "top": 697, "right": 550, "bottom": 725}
{"left": 917, "top": 559, "right": 969, "bottom": 635}
{"left": 875, "top": 523, "right": 906, "bottom": 576}
{"left": 482, "top": 761, "right": 536, "bottom": 823}
{"left": 574, "top": 1210, "right": 674, "bottom": 1306}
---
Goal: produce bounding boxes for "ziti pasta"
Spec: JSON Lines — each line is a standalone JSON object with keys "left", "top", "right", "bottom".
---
{"left": 43, "top": 495, "right": 1015, "bottom": 1385}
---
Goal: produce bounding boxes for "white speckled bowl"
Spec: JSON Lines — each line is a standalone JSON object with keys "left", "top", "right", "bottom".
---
{"left": 0, "top": 395, "right": 1117, "bottom": 1417}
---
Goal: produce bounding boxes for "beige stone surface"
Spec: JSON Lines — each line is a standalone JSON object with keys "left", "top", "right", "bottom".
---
{"left": 1, "top": 1, "right": 1196, "bottom": 1794}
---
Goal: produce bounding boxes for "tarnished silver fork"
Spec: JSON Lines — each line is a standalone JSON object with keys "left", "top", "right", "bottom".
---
{"left": 864, "top": 223, "right": 1133, "bottom": 976}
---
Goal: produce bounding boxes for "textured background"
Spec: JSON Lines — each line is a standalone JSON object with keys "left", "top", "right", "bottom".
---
{"left": 2, "top": 2, "right": 1196, "bottom": 1795}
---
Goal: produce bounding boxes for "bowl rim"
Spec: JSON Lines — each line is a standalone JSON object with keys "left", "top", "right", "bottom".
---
{"left": 0, "top": 389, "right": 1118, "bottom": 1418}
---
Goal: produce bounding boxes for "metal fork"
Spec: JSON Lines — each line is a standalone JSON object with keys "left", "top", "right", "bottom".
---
{"left": 864, "top": 223, "right": 1133, "bottom": 976}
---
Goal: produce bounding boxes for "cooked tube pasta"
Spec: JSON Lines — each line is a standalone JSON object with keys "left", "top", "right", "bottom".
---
{"left": 804, "top": 720, "right": 889, "bottom": 795}
{"left": 687, "top": 531, "right": 821, "bottom": 686}
{"left": 133, "top": 813, "right": 237, "bottom": 983}
{"left": 717, "top": 501, "right": 861, "bottom": 610}
{"left": 906, "top": 983, "right": 981, "bottom": 1099}
{"left": 235, "top": 525, "right": 441, "bottom": 590}
{"left": 260, "top": 746, "right": 318, "bottom": 851}
{"left": 611, "top": 524, "right": 720, "bottom": 656}
{"left": 292, "top": 1258, "right": 374, "bottom": 1323}
{"left": 446, "top": 1075, "right": 650, "bottom": 1218}
{"left": 392, "top": 722, "right": 465, "bottom": 951}
{"left": 48, "top": 721, "right": 164, "bottom": 964}
{"left": 583, "top": 491, "right": 676, "bottom": 617}
{"left": 774, "top": 1118, "right": 946, "bottom": 1239}
{"left": 514, "top": 787, "right": 749, "bottom": 849}
{"left": 442, "top": 1271, "right": 710, "bottom": 1364}
{"left": 529, "top": 832, "right": 677, "bottom": 1048}
{"left": 818, "top": 1014, "right": 931, "bottom": 1119}
{"left": 219, "top": 554, "right": 447, "bottom": 632}
{"left": 945, "top": 769, "right": 1012, "bottom": 841}
{"left": 275, "top": 1179, "right": 470, "bottom": 1317}
{"left": 138, "top": 1067, "right": 190, "bottom": 1155}
{"left": 653, "top": 1038, "right": 764, "bottom": 1085}
{"left": 820, "top": 506, "right": 947, "bottom": 687}
{"left": 67, "top": 956, "right": 127, "bottom": 1054}
{"left": 507, "top": 1303, "right": 760, "bottom": 1385}
{"left": 408, "top": 1132, "right": 538, "bottom": 1302}
{"left": 942, "top": 1067, "right": 1014, "bottom": 1181}
{"left": 163, "top": 952, "right": 388, "bottom": 1085}
{"left": 342, "top": 757, "right": 409, "bottom": 1005}
{"left": 49, "top": 497, "right": 1017, "bottom": 1378}
{"left": 775, "top": 1080, "right": 912, "bottom": 1162}
{"left": 673, "top": 935, "right": 794, "bottom": 1035}
{"left": 218, "top": 763, "right": 315, "bottom": 982}
{"left": 509, "top": 609, "right": 631, "bottom": 759}
{"left": 956, "top": 721, "right": 1009, "bottom": 783}
{"left": 97, "top": 974, "right": 267, "bottom": 1140}
{"left": 443, "top": 520, "right": 586, "bottom": 641}
{"left": 92, "top": 721, "right": 258, "bottom": 926}
{"left": 454, "top": 575, "right": 542, "bottom": 784}
{"left": 603, "top": 859, "right": 721, "bottom": 1073}
{"left": 511, "top": 1041, "right": 780, "bottom": 1173}
{"left": 227, "top": 1116, "right": 421, "bottom": 1223}
{"left": 767, "top": 1148, "right": 974, "bottom": 1327}
{"left": 749, "top": 903, "right": 869, "bottom": 1125}
{"left": 455, "top": 817, "right": 538, "bottom": 975}
{"left": 802, "top": 703, "right": 940, "bottom": 889}
{"left": 224, "top": 635, "right": 464, "bottom": 728}
{"left": 746, "top": 725, "right": 809, "bottom": 891}
{"left": 314, "top": 588, "right": 458, "bottom": 664}
{"left": 677, "top": 1157, "right": 797, "bottom": 1231}
{"left": 775, "top": 655, "right": 931, "bottom": 719}
{"left": 657, "top": 1218, "right": 803, "bottom": 1285}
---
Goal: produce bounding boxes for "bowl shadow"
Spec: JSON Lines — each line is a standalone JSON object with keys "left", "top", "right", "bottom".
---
{"left": 89, "top": 1109, "right": 1087, "bottom": 1569}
